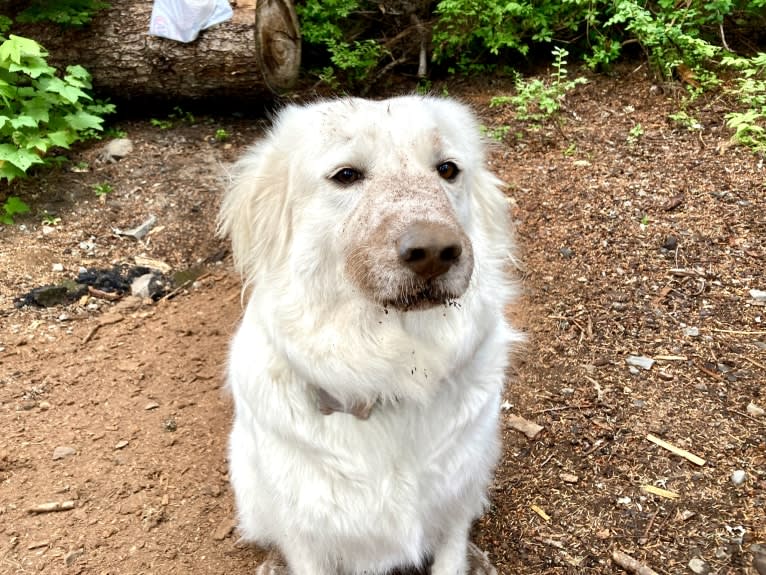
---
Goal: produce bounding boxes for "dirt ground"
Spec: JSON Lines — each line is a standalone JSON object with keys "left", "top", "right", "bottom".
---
{"left": 1, "top": 68, "right": 764, "bottom": 575}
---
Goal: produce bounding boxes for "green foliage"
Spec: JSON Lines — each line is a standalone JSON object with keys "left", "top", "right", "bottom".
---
{"left": 296, "top": 0, "right": 385, "bottom": 85}
{"left": 92, "top": 182, "right": 113, "bottom": 196}
{"left": 721, "top": 53, "right": 766, "bottom": 153}
{"left": 214, "top": 128, "right": 230, "bottom": 142}
{"left": 0, "top": 33, "right": 114, "bottom": 182}
{"left": 1, "top": 196, "right": 30, "bottom": 224}
{"left": 15, "top": 0, "right": 110, "bottom": 27}
{"left": 628, "top": 123, "right": 644, "bottom": 144}
{"left": 490, "top": 47, "right": 587, "bottom": 125}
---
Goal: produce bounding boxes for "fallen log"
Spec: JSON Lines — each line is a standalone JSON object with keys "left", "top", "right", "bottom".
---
{"left": 15, "top": 0, "right": 301, "bottom": 102}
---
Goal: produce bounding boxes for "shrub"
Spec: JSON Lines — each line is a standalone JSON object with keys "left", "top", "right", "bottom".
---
{"left": 0, "top": 31, "right": 114, "bottom": 182}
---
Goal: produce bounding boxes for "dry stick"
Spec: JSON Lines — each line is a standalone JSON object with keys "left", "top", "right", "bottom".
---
{"left": 82, "top": 315, "right": 124, "bottom": 344}
{"left": 742, "top": 356, "right": 766, "bottom": 371}
{"left": 28, "top": 500, "right": 75, "bottom": 514}
{"left": 646, "top": 434, "right": 706, "bottom": 466}
{"left": 612, "top": 550, "right": 660, "bottom": 575}
{"left": 711, "top": 328, "right": 766, "bottom": 335}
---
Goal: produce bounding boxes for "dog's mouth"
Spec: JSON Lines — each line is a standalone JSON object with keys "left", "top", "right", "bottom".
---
{"left": 379, "top": 283, "right": 464, "bottom": 312}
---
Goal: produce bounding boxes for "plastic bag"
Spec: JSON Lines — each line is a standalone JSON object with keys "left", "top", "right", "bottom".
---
{"left": 149, "top": 0, "right": 233, "bottom": 43}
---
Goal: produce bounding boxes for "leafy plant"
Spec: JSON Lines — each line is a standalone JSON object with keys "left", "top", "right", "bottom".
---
{"left": 627, "top": 123, "right": 644, "bottom": 144}
{"left": 490, "top": 47, "right": 587, "bottom": 125}
{"left": 1, "top": 196, "right": 30, "bottom": 224}
{"left": 92, "top": 182, "right": 113, "bottom": 197}
{"left": 296, "top": 0, "right": 385, "bottom": 85}
{"left": 41, "top": 211, "right": 60, "bottom": 225}
{"left": 214, "top": 128, "right": 230, "bottom": 142}
{"left": 0, "top": 33, "right": 114, "bottom": 182}
{"left": 721, "top": 53, "right": 766, "bottom": 153}
{"left": 15, "top": 0, "right": 110, "bottom": 27}
{"left": 669, "top": 111, "right": 702, "bottom": 131}
{"left": 480, "top": 124, "right": 511, "bottom": 141}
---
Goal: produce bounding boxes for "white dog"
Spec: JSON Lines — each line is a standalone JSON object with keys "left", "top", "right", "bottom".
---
{"left": 218, "top": 96, "right": 521, "bottom": 575}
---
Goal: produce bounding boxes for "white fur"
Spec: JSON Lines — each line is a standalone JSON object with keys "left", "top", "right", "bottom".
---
{"left": 219, "top": 96, "right": 521, "bottom": 575}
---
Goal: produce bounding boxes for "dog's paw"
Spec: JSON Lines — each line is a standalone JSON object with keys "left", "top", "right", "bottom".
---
{"left": 255, "top": 554, "right": 289, "bottom": 575}
{"left": 467, "top": 542, "right": 498, "bottom": 575}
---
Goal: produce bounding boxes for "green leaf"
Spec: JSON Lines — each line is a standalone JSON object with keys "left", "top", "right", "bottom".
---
{"left": 10, "top": 114, "right": 38, "bottom": 129}
{"left": 64, "top": 110, "right": 104, "bottom": 132}
{"left": 0, "top": 143, "right": 45, "bottom": 171}
{"left": 38, "top": 76, "right": 90, "bottom": 103}
{"left": 0, "top": 161, "right": 25, "bottom": 184}
{"left": 22, "top": 97, "right": 51, "bottom": 123}
{"left": 2, "top": 195, "right": 30, "bottom": 216}
{"left": 46, "top": 130, "right": 75, "bottom": 148}
{"left": 0, "top": 35, "right": 44, "bottom": 65}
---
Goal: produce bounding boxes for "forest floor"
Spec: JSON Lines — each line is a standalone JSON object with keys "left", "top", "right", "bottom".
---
{"left": 1, "top": 67, "right": 765, "bottom": 575}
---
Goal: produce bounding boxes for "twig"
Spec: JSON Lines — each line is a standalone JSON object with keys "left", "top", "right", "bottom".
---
{"left": 533, "top": 403, "right": 594, "bottom": 414}
{"left": 641, "top": 484, "right": 680, "bottom": 499}
{"left": 710, "top": 328, "right": 766, "bottom": 335}
{"left": 530, "top": 504, "right": 550, "bottom": 522}
{"left": 159, "top": 273, "right": 211, "bottom": 303}
{"left": 82, "top": 314, "right": 124, "bottom": 344}
{"left": 719, "top": 22, "right": 731, "bottom": 52}
{"left": 646, "top": 434, "right": 706, "bottom": 466}
{"left": 28, "top": 500, "right": 75, "bottom": 514}
{"left": 742, "top": 356, "right": 766, "bottom": 371}
{"left": 612, "top": 550, "right": 660, "bottom": 575}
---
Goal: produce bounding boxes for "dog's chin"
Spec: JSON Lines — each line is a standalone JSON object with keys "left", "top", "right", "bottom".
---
{"left": 377, "top": 284, "right": 467, "bottom": 312}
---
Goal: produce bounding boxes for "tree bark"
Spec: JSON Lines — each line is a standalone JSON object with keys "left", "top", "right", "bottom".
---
{"left": 15, "top": 0, "right": 301, "bottom": 103}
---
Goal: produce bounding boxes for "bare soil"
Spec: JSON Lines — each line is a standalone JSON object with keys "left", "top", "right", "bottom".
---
{"left": 1, "top": 68, "right": 765, "bottom": 575}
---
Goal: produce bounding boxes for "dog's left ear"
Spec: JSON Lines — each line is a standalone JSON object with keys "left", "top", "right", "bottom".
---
{"left": 217, "top": 109, "right": 298, "bottom": 286}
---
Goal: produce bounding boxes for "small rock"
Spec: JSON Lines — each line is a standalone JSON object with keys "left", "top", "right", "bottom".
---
{"left": 559, "top": 246, "right": 574, "bottom": 259}
{"left": 560, "top": 472, "right": 579, "bottom": 484}
{"left": 144, "top": 401, "right": 160, "bottom": 411}
{"left": 631, "top": 399, "right": 646, "bottom": 408}
{"left": 616, "top": 496, "right": 631, "bottom": 506}
{"left": 52, "top": 446, "right": 77, "bottom": 461}
{"left": 752, "top": 544, "right": 766, "bottom": 575}
{"left": 38, "top": 401, "right": 51, "bottom": 411}
{"left": 679, "top": 509, "right": 696, "bottom": 521}
{"left": 683, "top": 326, "right": 700, "bottom": 337}
{"left": 731, "top": 469, "right": 747, "bottom": 486}
{"left": 65, "top": 549, "right": 85, "bottom": 566}
{"left": 130, "top": 272, "right": 165, "bottom": 299}
{"left": 688, "top": 556, "right": 710, "bottom": 575}
{"left": 662, "top": 235, "right": 678, "bottom": 250}
{"left": 560, "top": 387, "right": 575, "bottom": 396}
{"left": 99, "top": 138, "right": 134, "bottom": 162}
{"left": 212, "top": 517, "right": 237, "bottom": 541}
{"left": 626, "top": 355, "right": 654, "bottom": 370}
{"left": 51, "top": 263, "right": 64, "bottom": 272}
{"left": 747, "top": 402, "right": 764, "bottom": 417}
{"left": 114, "top": 440, "right": 129, "bottom": 450}
{"left": 628, "top": 366, "right": 640, "bottom": 375}
{"left": 163, "top": 418, "right": 177, "bottom": 432}
{"left": 750, "top": 289, "right": 766, "bottom": 302}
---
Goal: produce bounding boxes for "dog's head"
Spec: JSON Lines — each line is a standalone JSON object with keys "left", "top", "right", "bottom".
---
{"left": 219, "top": 96, "right": 510, "bottom": 312}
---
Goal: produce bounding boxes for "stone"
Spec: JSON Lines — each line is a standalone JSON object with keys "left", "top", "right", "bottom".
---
{"left": 626, "top": 355, "right": 654, "bottom": 370}
{"left": 747, "top": 403, "right": 764, "bottom": 417}
{"left": 688, "top": 556, "right": 710, "bottom": 574}
{"left": 731, "top": 470, "right": 747, "bottom": 486}
{"left": 52, "top": 446, "right": 77, "bottom": 460}
{"left": 99, "top": 138, "right": 134, "bottom": 162}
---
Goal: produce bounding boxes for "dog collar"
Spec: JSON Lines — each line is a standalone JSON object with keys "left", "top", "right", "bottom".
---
{"left": 315, "top": 387, "right": 376, "bottom": 420}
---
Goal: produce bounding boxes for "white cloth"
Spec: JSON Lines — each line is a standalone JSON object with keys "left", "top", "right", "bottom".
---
{"left": 149, "top": 0, "right": 233, "bottom": 43}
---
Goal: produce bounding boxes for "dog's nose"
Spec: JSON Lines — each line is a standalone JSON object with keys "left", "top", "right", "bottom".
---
{"left": 397, "top": 222, "right": 463, "bottom": 280}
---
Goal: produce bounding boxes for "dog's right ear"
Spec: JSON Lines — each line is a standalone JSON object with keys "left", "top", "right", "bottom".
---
{"left": 217, "top": 119, "right": 294, "bottom": 287}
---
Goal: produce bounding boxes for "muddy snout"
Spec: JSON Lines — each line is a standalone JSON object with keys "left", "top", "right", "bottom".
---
{"left": 397, "top": 221, "right": 465, "bottom": 280}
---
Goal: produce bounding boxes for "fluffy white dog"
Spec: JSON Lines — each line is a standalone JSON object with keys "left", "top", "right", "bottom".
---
{"left": 218, "top": 96, "right": 521, "bottom": 575}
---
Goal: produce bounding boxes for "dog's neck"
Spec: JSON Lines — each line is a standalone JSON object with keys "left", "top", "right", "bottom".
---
{"left": 315, "top": 386, "right": 376, "bottom": 420}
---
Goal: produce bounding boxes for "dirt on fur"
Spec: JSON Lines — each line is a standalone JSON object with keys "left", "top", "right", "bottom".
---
{"left": 1, "top": 68, "right": 764, "bottom": 575}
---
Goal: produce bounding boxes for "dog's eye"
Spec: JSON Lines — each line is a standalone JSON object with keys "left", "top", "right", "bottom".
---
{"left": 437, "top": 161, "right": 460, "bottom": 181}
{"left": 331, "top": 167, "right": 363, "bottom": 185}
